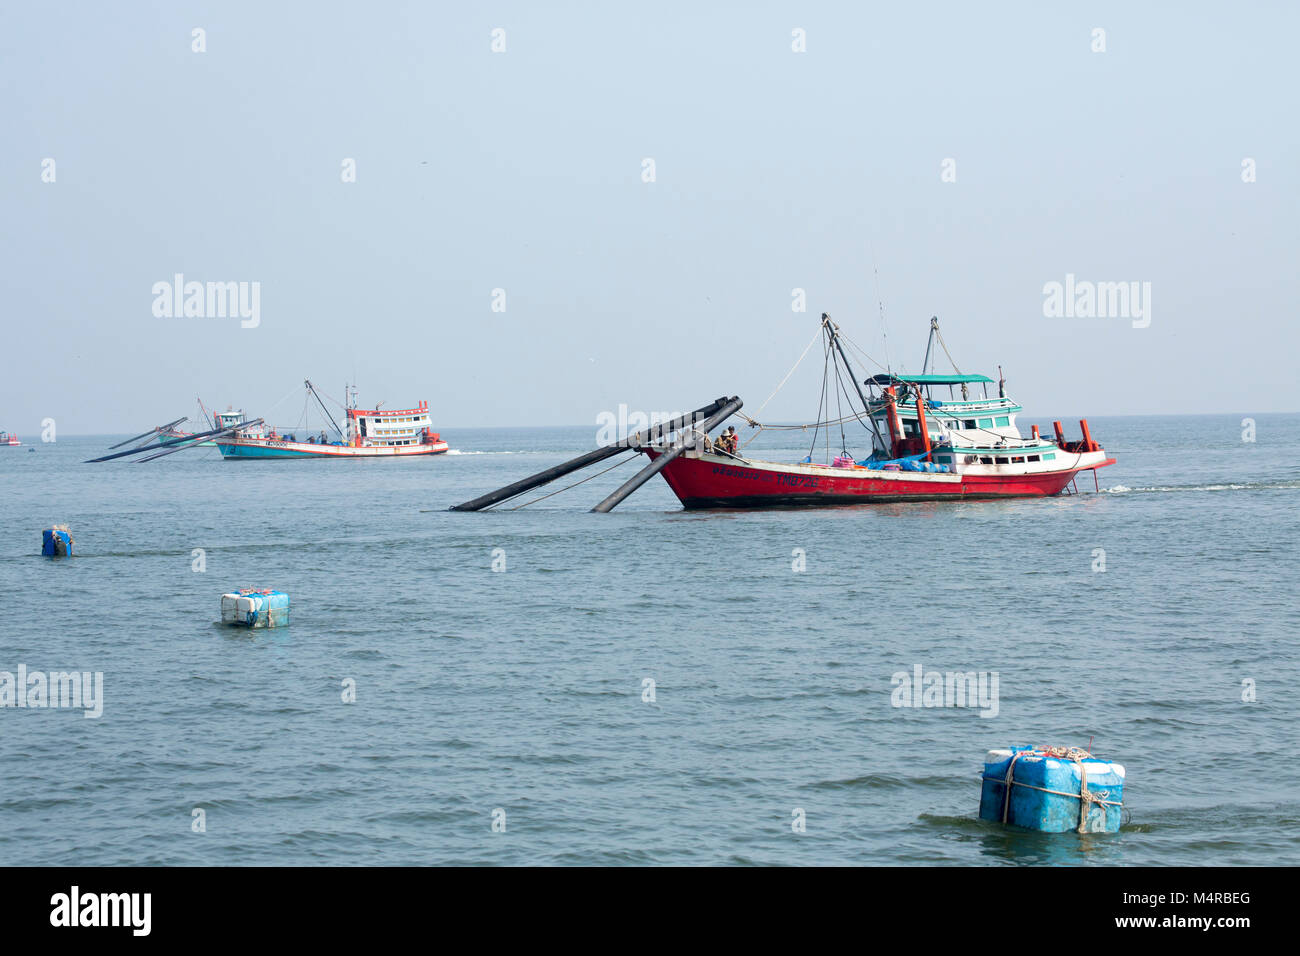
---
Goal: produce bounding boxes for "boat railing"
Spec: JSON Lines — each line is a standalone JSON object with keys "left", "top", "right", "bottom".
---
{"left": 940, "top": 436, "right": 1052, "bottom": 451}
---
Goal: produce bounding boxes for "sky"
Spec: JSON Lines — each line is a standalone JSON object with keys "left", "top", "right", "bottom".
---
{"left": 2, "top": 1, "right": 1297, "bottom": 435}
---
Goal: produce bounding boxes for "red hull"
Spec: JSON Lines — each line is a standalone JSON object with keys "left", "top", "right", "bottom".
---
{"left": 652, "top": 452, "right": 1116, "bottom": 509}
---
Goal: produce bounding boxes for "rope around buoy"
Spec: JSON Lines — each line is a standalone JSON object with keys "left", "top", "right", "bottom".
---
{"left": 995, "top": 746, "right": 1122, "bottom": 833}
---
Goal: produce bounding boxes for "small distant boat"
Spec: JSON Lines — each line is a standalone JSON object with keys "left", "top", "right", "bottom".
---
{"left": 0, "top": 431, "right": 21, "bottom": 446}
{"left": 213, "top": 381, "right": 449, "bottom": 460}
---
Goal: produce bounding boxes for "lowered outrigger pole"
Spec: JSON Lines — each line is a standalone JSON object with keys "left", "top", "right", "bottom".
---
{"left": 84, "top": 419, "right": 264, "bottom": 463}
{"left": 450, "top": 396, "right": 743, "bottom": 513}
{"left": 107, "top": 417, "right": 189, "bottom": 451}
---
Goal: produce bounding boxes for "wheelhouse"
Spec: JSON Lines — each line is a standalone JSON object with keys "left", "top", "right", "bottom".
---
{"left": 345, "top": 401, "right": 436, "bottom": 447}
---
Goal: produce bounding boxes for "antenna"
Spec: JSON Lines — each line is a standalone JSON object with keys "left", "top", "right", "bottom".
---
{"left": 869, "top": 241, "right": 890, "bottom": 374}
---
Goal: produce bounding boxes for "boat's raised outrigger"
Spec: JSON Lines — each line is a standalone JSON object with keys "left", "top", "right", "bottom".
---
{"left": 452, "top": 313, "right": 1114, "bottom": 513}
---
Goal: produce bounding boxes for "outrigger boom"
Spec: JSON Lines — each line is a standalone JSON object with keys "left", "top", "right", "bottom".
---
{"left": 450, "top": 396, "right": 741, "bottom": 513}
{"left": 107, "top": 417, "right": 188, "bottom": 450}
{"left": 85, "top": 419, "right": 264, "bottom": 463}
{"left": 590, "top": 397, "right": 743, "bottom": 512}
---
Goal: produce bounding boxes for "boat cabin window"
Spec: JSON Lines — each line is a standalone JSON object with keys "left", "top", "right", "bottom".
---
{"left": 996, "top": 416, "right": 1011, "bottom": 427}
{"left": 1043, "top": 452, "right": 1056, "bottom": 461}
{"left": 1028, "top": 455, "right": 1040, "bottom": 462}
{"left": 995, "top": 457, "right": 1009, "bottom": 464}
{"left": 978, "top": 418, "right": 994, "bottom": 429}
{"left": 1011, "top": 456, "right": 1024, "bottom": 463}
{"left": 962, "top": 419, "right": 976, "bottom": 429}
{"left": 979, "top": 456, "right": 993, "bottom": 464}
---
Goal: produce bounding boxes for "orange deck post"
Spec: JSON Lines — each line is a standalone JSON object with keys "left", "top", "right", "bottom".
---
{"left": 1079, "top": 418, "right": 1096, "bottom": 452}
{"left": 914, "top": 390, "right": 933, "bottom": 460}
{"left": 1053, "top": 420, "right": 1065, "bottom": 446}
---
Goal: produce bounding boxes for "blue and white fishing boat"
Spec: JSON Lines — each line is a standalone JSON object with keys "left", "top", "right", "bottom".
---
{"left": 213, "top": 381, "right": 449, "bottom": 460}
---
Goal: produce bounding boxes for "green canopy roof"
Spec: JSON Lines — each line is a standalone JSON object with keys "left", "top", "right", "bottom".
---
{"left": 868, "top": 373, "right": 995, "bottom": 386}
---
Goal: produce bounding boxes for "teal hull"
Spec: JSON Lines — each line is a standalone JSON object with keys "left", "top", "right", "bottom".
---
{"left": 215, "top": 442, "right": 346, "bottom": 459}
{"left": 214, "top": 440, "right": 445, "bottom": 459}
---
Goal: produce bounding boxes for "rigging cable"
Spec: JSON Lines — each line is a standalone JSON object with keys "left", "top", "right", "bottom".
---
{"left": 806, "top": 337, "right": 832, "bottom": 461}
{"left": 505, "top": 452, "right": 639, "bottom": 510}
{"left": 870, "top": 241, "right": 891, "bottom": 375}
{"left": 933, "top": 323, "right": 963, "bottom": 375}
{"left": 751, "top": 326, "right": 823, "bottom": 420}
{"left": 831, "top": 349, "right": 848, "bottom": 456}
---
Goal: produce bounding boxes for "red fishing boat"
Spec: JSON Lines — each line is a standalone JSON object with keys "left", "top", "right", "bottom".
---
{"left": 648, "top": 315, "right": 1114, "bottom": 508}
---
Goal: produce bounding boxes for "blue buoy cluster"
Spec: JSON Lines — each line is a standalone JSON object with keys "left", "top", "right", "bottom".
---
{"left": 220, "top": 589, "right": 290, "bottom": 628}
{"left": 41, "top": 525, "right": 74, "bottom": 557}
{"left": 899, "top": 459, "right": 950, "bottom": 473}
{"left": 980, "top": 746, "right": 1125, "bottom": 833}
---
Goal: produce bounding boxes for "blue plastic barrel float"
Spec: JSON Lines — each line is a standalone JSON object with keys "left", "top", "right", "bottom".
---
{"left": 220, "top": 589, "right": 290, "bottom": 628}
{"left": 979, "top": 746, "right": 1125, "bottom": 833}
{"left": 42, "top": 526, "right": 74, "bottom": 557}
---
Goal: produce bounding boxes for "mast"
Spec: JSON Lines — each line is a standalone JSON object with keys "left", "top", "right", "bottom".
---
{"left": 821, "top": 313, "right": 888, "bottom": 453}
{"left": 344, "top": 383, "right": 359, "bottom": 444}
{"left": 196, "top": 397, "right": 215, "bottom": 430}
{"left": 921, "top": 316, "right": 939, "bottom": 376}
{"left": 305, "top": 380, "right": 344, "bottom": 440}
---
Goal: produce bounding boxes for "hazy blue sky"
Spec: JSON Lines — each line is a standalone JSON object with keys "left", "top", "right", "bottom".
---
{"left": 3, "top": 1, "right": 1297, "bottom": 435}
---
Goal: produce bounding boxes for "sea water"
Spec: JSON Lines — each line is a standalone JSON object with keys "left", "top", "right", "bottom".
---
{"left": 1, "top": 414, "right": 1297, "bottom": 865}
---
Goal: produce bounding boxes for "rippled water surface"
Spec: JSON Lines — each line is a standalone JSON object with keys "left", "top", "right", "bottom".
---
{"left": 1, "top": 414, "right": 1297, "bottom": 865}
